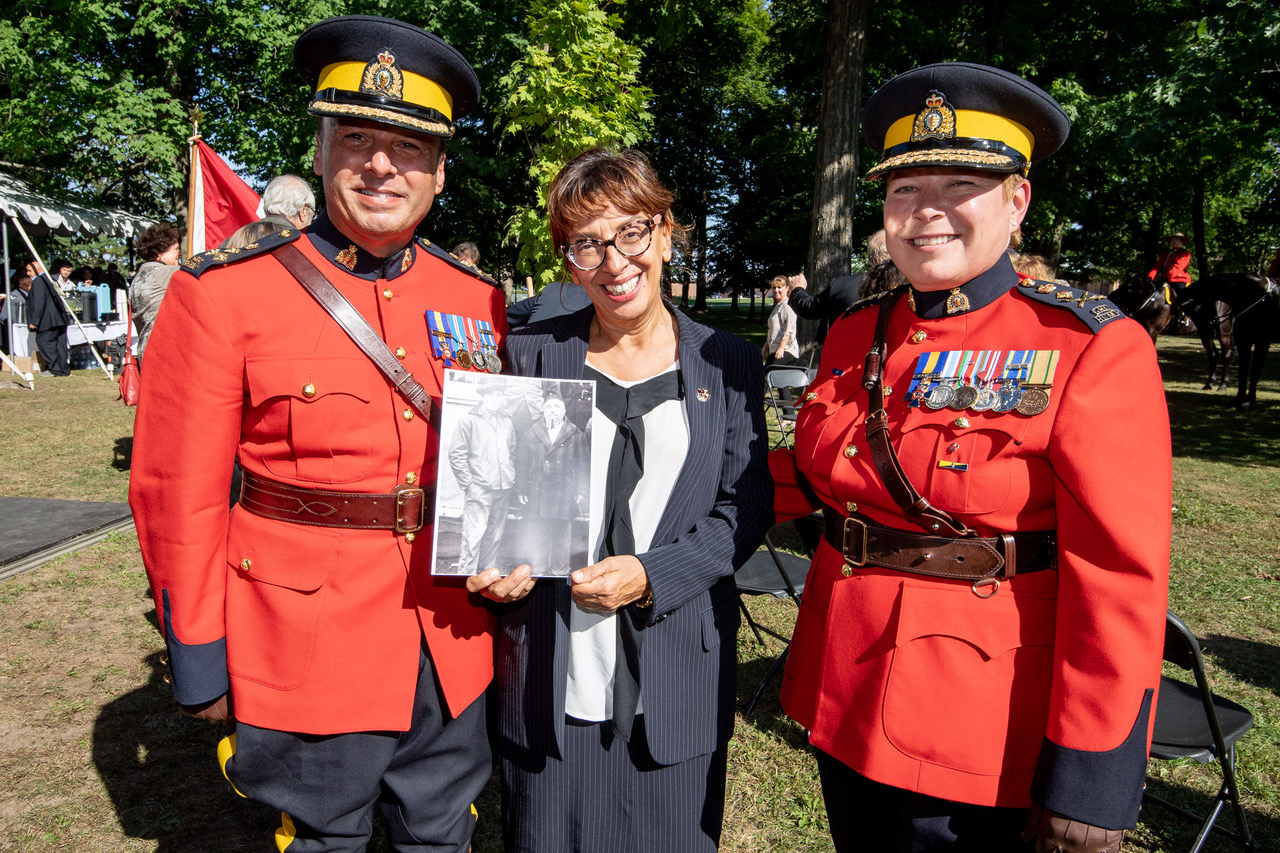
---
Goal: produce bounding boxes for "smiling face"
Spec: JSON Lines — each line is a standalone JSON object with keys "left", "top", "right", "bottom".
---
{"left": 314, "top": 118, "right": 446, "bottom": 257}
{"left": 566, "top": 204, "right": 671, "bottom": 331}
{"left": 883, "top": 167, "right": 1031, "bottom": 292}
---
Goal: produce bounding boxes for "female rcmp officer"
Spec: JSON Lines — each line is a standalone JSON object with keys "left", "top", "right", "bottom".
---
{"left": 771, "top": 63, "right": 1171, "bottom": 852}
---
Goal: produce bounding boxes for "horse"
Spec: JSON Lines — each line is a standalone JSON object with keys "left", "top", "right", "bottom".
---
{"left": 1107, "top": 278, "right": 1174, "bottom": 343}
{"left": 1174, "top": 290, "right": 1234, "bottom": 392}
{"left": 1109, "top": 277, "right": 1236, "bottom": 392}
{"left": 1183, "top": 274, "right": 1278, "bottom": 410}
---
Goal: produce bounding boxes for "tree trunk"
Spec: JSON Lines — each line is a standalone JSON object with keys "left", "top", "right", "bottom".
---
{"left": 1192, "top": 169, "right": 1209, "bottom": 279}
{"left": 694, "top": 141, "right": 710, "bottom": 312}
{"left": 802, "top": 0, "right": 869, "bottom": 350}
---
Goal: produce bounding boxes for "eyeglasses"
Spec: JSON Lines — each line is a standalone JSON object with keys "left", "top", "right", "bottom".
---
{"left": 564, "top": 216, "right": 661, "bottom": 272}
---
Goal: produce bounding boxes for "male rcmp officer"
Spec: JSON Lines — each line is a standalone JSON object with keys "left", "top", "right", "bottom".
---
{"left": 129, "top": 16, "right": 507, "bottom": 852}
{"left": 772, "top": 63, "right": 1171, "bottom": 852}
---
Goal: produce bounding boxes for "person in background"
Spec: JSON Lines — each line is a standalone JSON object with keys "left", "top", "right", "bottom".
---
{"left": 260, "top": 173, "right": 316, "bottom": 230}
{"left": 26, "top": 258, "right": 71, "bottom": 376}
{"left": 220, "top": 219, "right": 287, "bottom": 251}
{"left": 469, "top": 147, "right": 772, "bottom": 852}
{"left": 2, "top": 274, "right": 34, "bottom": 356}
{"left": 1147, "top": 232, "right": 1192, "bottom": 301}
{"left": 127, "top": 224, "right": 182, "bottom": 365}
{"left": 789, "top": 229, "right": 891, "bottom": 333}
{"left": 1010, "top": 251, "right": 1055, "bottom": 281}
{"left": 451, "top": 241, "right": 481, "bottom": 268}
{"left": 763, "top": 274, "right": 800, "bottom": 369}
{"left": 772, "top": 63, "right": 1170, "bottom": 853}
{"left": 52, "top": 260, "right": 75, "bottom": 296}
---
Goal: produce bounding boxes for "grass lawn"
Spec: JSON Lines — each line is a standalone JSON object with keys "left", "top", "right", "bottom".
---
{"left": 0, "top": 321, "right": 1276, "bottom": 851}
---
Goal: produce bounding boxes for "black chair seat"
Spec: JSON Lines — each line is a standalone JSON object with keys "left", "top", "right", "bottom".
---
{"left": 735, "top": 548, "right": 810, "bottom": 598}
{"left": 1151, "top": 676, "right": 1254, "bottom": 762}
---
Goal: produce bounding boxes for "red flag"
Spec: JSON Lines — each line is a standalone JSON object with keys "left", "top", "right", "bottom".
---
{"left": 190, "top": 140, "right": 263, "bottom": 253}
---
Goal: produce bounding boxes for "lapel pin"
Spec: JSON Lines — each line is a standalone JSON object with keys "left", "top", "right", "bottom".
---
{"left": 696, "top": 388, "right": 710, "bottom": 402}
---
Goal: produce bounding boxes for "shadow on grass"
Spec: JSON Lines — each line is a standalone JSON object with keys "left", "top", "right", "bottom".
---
{"left": 91, "top": 651, "right": 277, "bottom": 851}
{"left": 1201, "top": 634, "right": 1280, "bottom": 699}
{"left": 1164, "top": 388, "right": 1280, "bottom": 467}
{"left": 112, "top": 436, "right": 132, "bottom": 470}
{"left": 1141, "top": 775, "right": 1278, "bottom": 853}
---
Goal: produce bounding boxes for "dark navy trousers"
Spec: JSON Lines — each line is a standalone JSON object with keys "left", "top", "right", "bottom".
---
{"left": 224, "top": 644, "right": 490, "bottom": 853}
{"left": 815, "top": 748, "right": 1029, "bottom": 852}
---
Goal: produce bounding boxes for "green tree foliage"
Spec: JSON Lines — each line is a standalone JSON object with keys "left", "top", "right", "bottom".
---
{"left": 499, "top": 0, "right": 652, "bottom": 288}
{"left": 620, "top": 0, "right": 775, "bottom": 310}
{"left": 0, "top": 0, "right": 343, "bottom": 221}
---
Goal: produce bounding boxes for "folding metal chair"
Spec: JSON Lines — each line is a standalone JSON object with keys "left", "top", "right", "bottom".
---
{"left": 765, "top": 367, "right": 811, "bottom": 449}
{"left": 735, "top": 515, "right": 819, "bottom": 714}
{"left": 1144, "top": 610, "right": 1255, "bottom": 852}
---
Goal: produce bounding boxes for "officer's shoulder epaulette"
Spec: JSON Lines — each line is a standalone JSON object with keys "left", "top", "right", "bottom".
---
{"left": 1013, "top": 278, "right": 1125, "bottom": 334}
{"left": 417, "top": 237, "right": 501, "bottom": 289}
{"left": 841, "top": 284, "right": 908, "bottom": 318}
{"left": 179, "top": 229, "right": 303, "bottom": 279}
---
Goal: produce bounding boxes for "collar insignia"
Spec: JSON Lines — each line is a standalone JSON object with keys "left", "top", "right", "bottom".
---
{"left": 945, "top": 287, "right": 971, "bottom": 314}
{"left": 362, "top": 50, "right": 404, "bottom": 99}
{"left": 336, "top": 245, "right": 359, "bottom": 271}
{"left": 400, "top": 248, "right": 412, "bottom": 273}
{"left": 911, "top": 90, "right": 957, "bottom": 142}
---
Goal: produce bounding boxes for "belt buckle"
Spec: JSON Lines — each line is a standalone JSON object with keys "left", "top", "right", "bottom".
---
{"left": 841, "top": 517, "right": 868, "bottom": 568}
{"left": 394, "top": 487, "right": 426, "bottom": 533}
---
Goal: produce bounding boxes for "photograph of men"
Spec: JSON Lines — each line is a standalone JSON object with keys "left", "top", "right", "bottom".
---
{"left": 434, "top": 372, "right": 594, "bottom": 577}
{"left": 449, "top": 382, "right": 517, "bottom": 574}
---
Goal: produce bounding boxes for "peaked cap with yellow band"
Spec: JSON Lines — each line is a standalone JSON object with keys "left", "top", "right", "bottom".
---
{"left": 294, "top": 15, "right": 480, "bottom": 139}
{"left": 862, "top": 62, "right": 1069, "bottom": 179}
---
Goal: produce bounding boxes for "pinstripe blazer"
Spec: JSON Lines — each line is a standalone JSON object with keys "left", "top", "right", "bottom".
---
{"left": 495, "top": 303, "right": 773, "bottom": 766}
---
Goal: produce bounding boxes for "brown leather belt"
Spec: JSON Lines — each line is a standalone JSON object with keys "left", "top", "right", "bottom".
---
{"left": 822, "top": 508, "right": 1055, "bottom": 582}
{"left": 240, "top": 471, "right": 432, "bottom": 533}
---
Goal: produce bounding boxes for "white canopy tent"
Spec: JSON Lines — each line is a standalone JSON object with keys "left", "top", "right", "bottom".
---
{"left": 1, "top": 170, "right": 155, "bottom": 383}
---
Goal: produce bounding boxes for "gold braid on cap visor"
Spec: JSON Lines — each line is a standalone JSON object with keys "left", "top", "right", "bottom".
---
{"left": 868, "top": 109, "right": 1034, "bottom": 178}
{"left": 310, "top": 60, "right": 456, "bottom": 138}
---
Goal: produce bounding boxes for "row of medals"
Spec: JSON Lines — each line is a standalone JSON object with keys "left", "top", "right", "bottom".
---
{"left": 921, "top": 381, "right": 1049, "bottom": 416}
{"left": 455, "top": 345, "right": 502, "bottom": 374}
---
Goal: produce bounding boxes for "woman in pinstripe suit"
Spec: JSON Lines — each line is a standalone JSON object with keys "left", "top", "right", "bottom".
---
{"left": 467, "top": 148, "right": 773, "bottom": 851}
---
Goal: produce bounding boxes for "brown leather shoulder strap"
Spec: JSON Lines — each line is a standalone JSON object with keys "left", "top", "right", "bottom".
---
{"left": 271, "top": 243, "right": 434, "bottom": 421}
{"left": 863, "top": 289, "right": 972, "bottom": 537}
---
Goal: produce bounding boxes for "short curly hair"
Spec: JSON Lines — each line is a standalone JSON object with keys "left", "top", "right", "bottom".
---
{"left": 137, "top": 224, "right": 181, "bottom": 263}
{"left": 547, "top": 148, "right": 687, "bottom": 258}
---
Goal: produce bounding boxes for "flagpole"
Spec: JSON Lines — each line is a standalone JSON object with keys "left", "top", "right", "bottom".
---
{"left": 187, "top": 113, "right": 200, "bottom": 259}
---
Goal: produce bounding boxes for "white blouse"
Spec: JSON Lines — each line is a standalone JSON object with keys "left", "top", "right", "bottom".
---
{"left": 564, "top": 360, "right": 690, "bottom": 721}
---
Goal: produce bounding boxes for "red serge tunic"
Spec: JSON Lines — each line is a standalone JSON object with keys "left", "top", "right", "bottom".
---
{"left": 771, "top": 257, "right": 1171, "bottom": 828}
{"left": 129, "top": 216, "right": 507, "bottom": 735}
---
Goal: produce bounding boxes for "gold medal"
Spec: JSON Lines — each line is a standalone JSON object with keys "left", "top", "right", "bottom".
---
{"left": 456, "top": 349, "right": 473, "bottom": 370}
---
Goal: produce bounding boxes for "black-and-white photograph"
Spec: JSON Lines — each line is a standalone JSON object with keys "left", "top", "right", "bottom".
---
{"left": 432, "top": 370, "right": 594, "bottom": 577}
